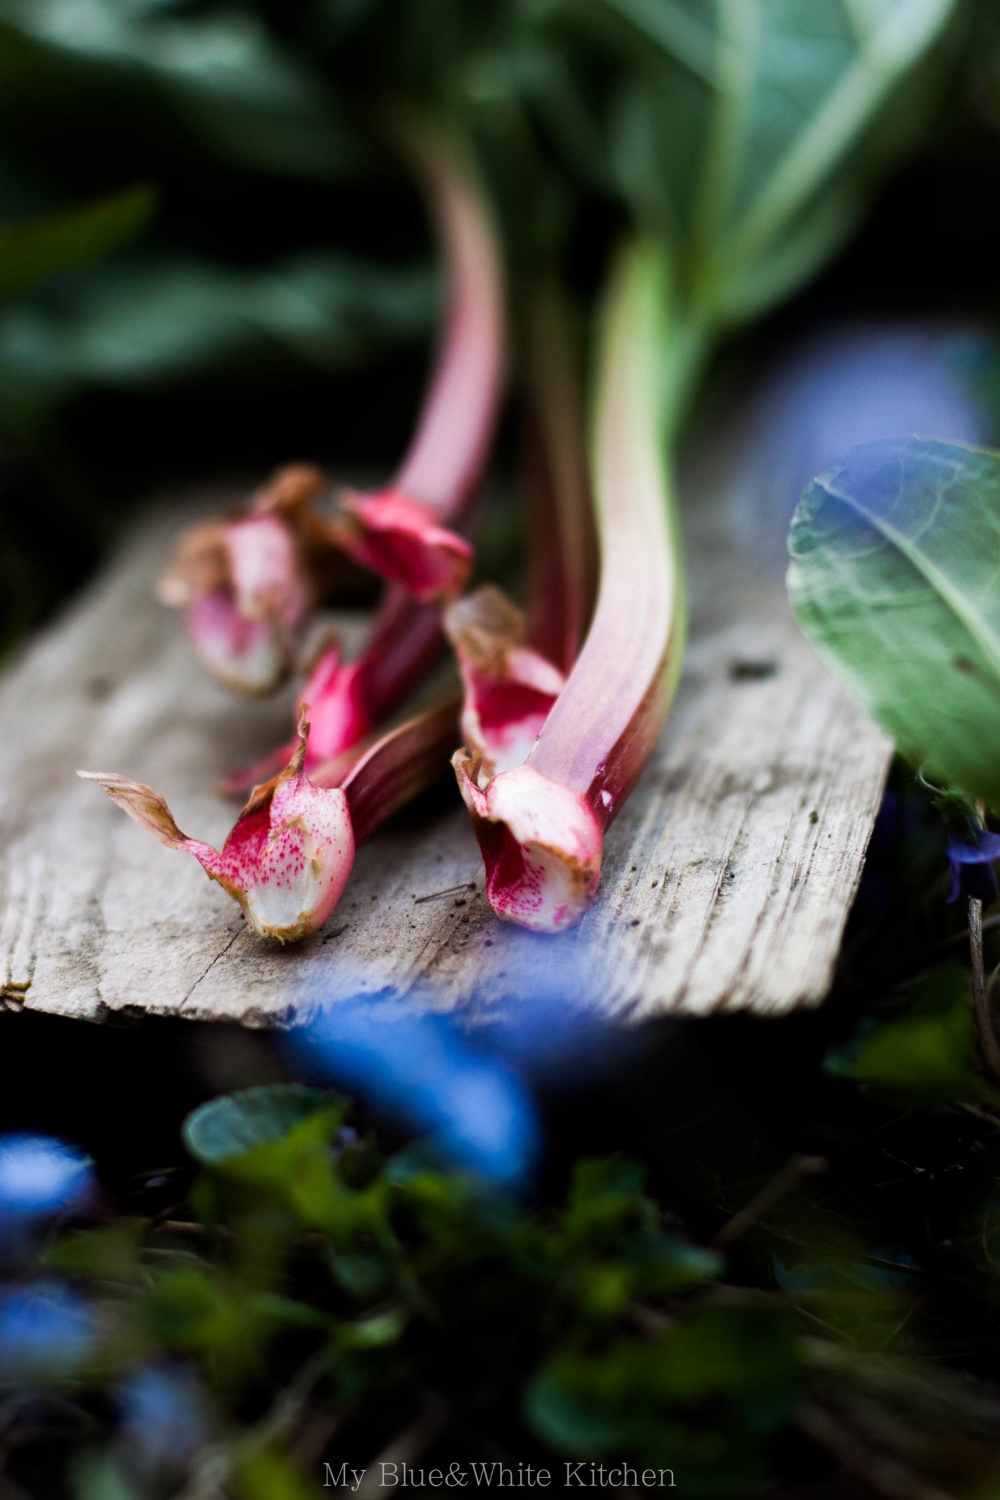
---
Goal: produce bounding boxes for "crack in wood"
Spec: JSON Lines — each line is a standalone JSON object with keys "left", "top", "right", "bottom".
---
{"left": 180, "top": 926, "right": 247, "bottom": 1010}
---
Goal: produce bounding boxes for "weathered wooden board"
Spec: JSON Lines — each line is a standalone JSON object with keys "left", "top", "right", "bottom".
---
{"left": 0, "top": 485, "right": 891, "bottom": 1026}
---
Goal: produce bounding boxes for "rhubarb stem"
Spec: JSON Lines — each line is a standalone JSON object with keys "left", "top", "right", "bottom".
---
{"left": 342, "top": 698, "right": 461, "bottom": 845}
{"left": 530, "top": 239, "right": 686, "bottom": 817}
{"left": 329, "top": 124, "right": 503, "bottom": 602}
{"left": 393, "top": 122, "right": 505, "bottom": 517}
{"left": 525, "top": 285, "right": 597, "bottom": 674}
{"left": 455, "top": 239, "right": 689, "bottom": 932}
{"left": 225, "top": 122, "right": 506, "bottom": 791}
{"left": 82, "top": 699, "right": 461, "bottom": 943}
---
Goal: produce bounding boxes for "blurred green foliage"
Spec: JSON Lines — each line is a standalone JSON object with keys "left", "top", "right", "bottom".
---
{"left": 0, "top": 0, "right": 982, "bottom": 654}
{"left": 6, "top": 1040, "right": 1000, "bottom": 1500}
{"left": 824, "top": 964, "right": 991, "bottom": 1106}
{"left": 20, "top": 1085, "right": 763, "bottom": 1495}
{"left": 0, "top": 184, "right": 155, "bottom": 299}
{"left": 6, "top": 763, "right": 1000, "bottom": 1495}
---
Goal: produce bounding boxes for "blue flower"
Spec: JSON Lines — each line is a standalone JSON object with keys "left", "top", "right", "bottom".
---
{"left": 0, "top": 1280, "right": 96, "bottom": 1385}
{"left": 471, "top": 971, "right": 632, "bottom": 1088}
{"left": 730, "top": 323, "right": 990, "bottom": 576}
{"left": 0, "top": 1134, "right": 95, "bottom": 1226}
{"left": 117, "top": 1361, "right": 208, "bottom": 1476}
{"left": 946, "top": 828, "right": 1000, "bottom": 903}
{"left": 292, "top": 996, "right": 541, "bottom": 1188}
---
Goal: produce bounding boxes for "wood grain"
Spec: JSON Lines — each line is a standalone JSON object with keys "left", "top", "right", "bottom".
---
{"left": 0, "top": 488, "right": 891, "bottom": 1026}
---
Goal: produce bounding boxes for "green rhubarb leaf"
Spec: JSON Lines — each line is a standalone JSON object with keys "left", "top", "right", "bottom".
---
{"left": 788, "top": 437, "right": 1000, "bottom": 810}
{"left": 591, "top": 0, "right": 957, "bottom": 321}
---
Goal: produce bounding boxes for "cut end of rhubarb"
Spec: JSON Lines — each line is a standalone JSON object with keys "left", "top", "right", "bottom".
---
{"left": 453, "top": 757, "right": 601, "bottom": 933}
{"left": 80, "top": 715, "right": 355, "bottom": 943}
{"left": 185, "top": 588, "right": 289, "bottom": 695}
{"left": 224, "top": 513, "right": 308, "bottom": 631}
{"left": 444, "top": 586, "right": 565, "bottom": 778}
{"left": 220, "top": 641, "right": 374, "bottom": 796}
{"left": 167, "top": 511, "right": 310, "bottom": 695}
{"left": 332, "top": 487, "right": 472, "bottom": 604}
{"left": 159, "top": 472, "right": 323, "bottom": 693}
{"left": 213, "top": 709, "right": 356, "bottom": 942}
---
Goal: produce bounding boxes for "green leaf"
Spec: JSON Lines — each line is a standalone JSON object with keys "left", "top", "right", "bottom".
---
{"left": 788, "top": 437, "right": 1000, "bottom": 811}
{"left": 574, "top": 1260, "right": 634, "bottom": 1319}
{"left": 335, "top": 1306, "right": 405, "bottom": 1348}
{"left": 629, "top": 1231, "right": 723, "bottom": 1295}
{"left": 146, "top": 1266, "right": 236, "bottom": 1351}
{"left": 720, "top": 0, "right": 956, "bottom": 268}
{"left": 232, "top": 1447, "right": 327, "bottom": 1500}
{"left": 0, "top": 253, "right": 435, "bottom": 426}
{"left": 824, "top": 965, "right": 985, "bottom": 1104}
{"left": 599, "top": 0, "right": 717, "bottom": 85}
{"left": 246, "top": 1293, "right": 333, "bottom": 1329}
{"left": 657, "top": 1305, "right": 802, "bottom": 1428}
{"left": 182, "top": 1085, "right": 383, "bottom": 1241}
{"left": 527, "top": 1359, "right": 634, "bottom": 1453}
{"left": 0, "top": 185, "right": 155, "bottom": 298}
{"left": 0, "top": 2, "right": 359, "bottom": 178}
{"left": 183, "top": 1085, "right": 339, "bottom": 1168}
{"left": 527, "top": 1307, "right": 802, "bottom": 1484}
{"left": 582, "top": 0, "right": 957, "bottom": 321}
{"left": 73, "top": 1452, "right": 144, "bottom": 1500}
{"left": 563, "top": 1157, "right": 652, "bottom": 1248}
{"left": 44, "top": 1221, "right": 144, "bottom": 1282}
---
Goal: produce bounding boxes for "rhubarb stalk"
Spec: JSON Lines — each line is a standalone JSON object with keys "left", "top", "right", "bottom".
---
{"left": 224, "top": 124, "right": 504, "bottom": 793}
{"left": 441, "top": 285, "right": 593, "bottom": 787}
{"left": 453, "top": 240, "right": 685, "bottom": 932}
{"left": 81, "top": 700, "right": 460, "bottom": 942}
{"left": 524, "top": 288, "right": 597, "bottom": 675}
{"left": 444, "top": 586, "right": 566, "bottom": 780}
{"left": 330, "top": 125, "right": 503, "bottom": 602}
{"left": 159, "top": 466, "right": 334, "bottom": 695}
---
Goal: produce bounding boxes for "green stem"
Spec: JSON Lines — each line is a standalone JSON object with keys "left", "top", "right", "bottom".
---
{"left": 724, "top": 0, "right": 955, "bottom": 269}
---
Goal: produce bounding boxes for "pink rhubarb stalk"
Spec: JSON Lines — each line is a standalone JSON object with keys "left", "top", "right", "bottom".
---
{"left": 329, "top": 126, "right": 504, "bottom": 604}
{"left": 220, "top": 587, "right": 443, "bottom": 793}
{"left": 80, "top": 701, "right": 460, "bottom": 942}
{"left": 224, "top": 126, "right": 504, "bottom": 793}
{"left": 159, "top": 465, "right": 335, "bottom": 695}
{"left": 524, "top": 288, "right": 597, "bottom": 675}
{"left": 80, "top": 711, "right": 353, "bottom": 942}
{"left": 444, "top": 587, "right": 565, "bottom": 780}
{"left": 453, "top": 241, "right": 685, "bottom": 933}
{"left": 440, "top": 288, "right": 592, "bottom": 787}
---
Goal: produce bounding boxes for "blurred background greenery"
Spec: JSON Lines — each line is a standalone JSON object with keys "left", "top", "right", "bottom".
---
{"left": 1, "top": 0, "right": 1000, "bottom": 651}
